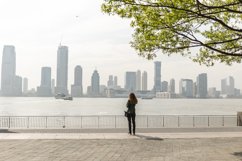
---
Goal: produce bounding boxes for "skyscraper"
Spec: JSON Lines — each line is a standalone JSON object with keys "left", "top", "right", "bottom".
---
{"left": 208, "top": 87, "right": 220, "bottom": 98}
{"left": 221, "top": 76, "right": 235, "bottom": 96}
{"left": 114, "top": 76, "right": 118, "bottom": 87}
{"left": 37, "top": 67, "right": 52, "bottom": 96}
{"left": 136, "top": 70, "right": 141, "bottom": 91}
{"left": 142, "top": 71, "right": 148, "bottom": 91}
{"left": 226, "top": 76, "right": 234, "bottom": 96}
{"left": 161, "top": 81, "right": 168, "bottom": 92}
{"left": 41, "top": 67, "right": 51, "bottom": 88}
{"left": 107, "top": 75, "right": 114, "bottom": 88}
{"left": 169, "top": 78, "right": 175, "bottom": 94}
{"left": 71, "top": 65, "right": 83, "bottom": 97}
{"left": 193, "top": 82, "right": 197, "bottom": 97}
{"left": 196, "top": 73, "right": 207, "bottom": 98}
{"left": 14, "top": 76, "right": 22, "bottom": 96}
{"left": 91, "top": 70, "right": 100, "bottom": 96}
{"left": 221, "top": 78, "right": 227, "bottom": 94}
{"left": 51, "top": 79, "right": 55, "bottom": 95}
{"left": 1, "top": 45, "right": 16, "bottom": 96}
{"left": 23, "top": 77, "right": 28, "bottom": 94}
{"left": 56, "top": 45, "right": 68, "bottom": 95}
{"left": 125, "top": 72, "right": 136, "bottom": 92}
{"left": 153, "top": 61, "right": 161, "bottom": 92}
{"left": 179, "top": 79, "right": 193, "bottom": 98}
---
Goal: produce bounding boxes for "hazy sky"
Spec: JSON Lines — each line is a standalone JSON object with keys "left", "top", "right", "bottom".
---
{"left": 0, "top": 0, "right": 242, "bottom": 93}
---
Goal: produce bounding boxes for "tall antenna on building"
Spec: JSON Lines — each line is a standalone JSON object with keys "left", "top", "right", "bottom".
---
{"left": 59, "top": 34, "right": 63, "bottom": 46}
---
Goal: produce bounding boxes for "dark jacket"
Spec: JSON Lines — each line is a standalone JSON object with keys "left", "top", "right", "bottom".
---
{"left": 126, "top": 100, "right": 136, "bottom": 114}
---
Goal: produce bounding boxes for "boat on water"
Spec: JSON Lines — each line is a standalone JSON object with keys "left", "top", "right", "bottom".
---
{"left": 141, "top": 96, "right": 154, "bottom": 99}
{"left": 63, "top": 96, "right": 73, "bottom": 101}
{"left": 55, "top": 93, "right": 73, "bottom": 100}
{"left": 55, "top": 93, "right": 66, "bottom": 99}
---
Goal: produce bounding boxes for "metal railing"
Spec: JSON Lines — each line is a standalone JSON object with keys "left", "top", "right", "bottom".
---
{"left": 0, "top": 115, "right": 238, "bottom": 129}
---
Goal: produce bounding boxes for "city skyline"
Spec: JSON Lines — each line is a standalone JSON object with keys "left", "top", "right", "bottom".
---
{"left": 1, "top": 44, "right": 242, "bottom": 95}
{"left": 1, "top": 45, "right": 241, "bottom": 98}
{"left": 0, "top": 0, "right": 242, "bottom": 93}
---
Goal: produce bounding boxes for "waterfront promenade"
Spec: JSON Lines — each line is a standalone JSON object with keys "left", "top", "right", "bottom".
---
{"left": 0, "top": 128, "right": 242, "bottom": 161}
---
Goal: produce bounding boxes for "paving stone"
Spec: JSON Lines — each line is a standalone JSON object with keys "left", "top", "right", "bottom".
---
{"left": 0, "top": 138, "right": 241, "bottom": 160}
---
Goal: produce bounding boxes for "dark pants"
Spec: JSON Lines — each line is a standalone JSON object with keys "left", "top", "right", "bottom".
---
{"left": 127, "top": 113, "right": 136, "bottom": 134}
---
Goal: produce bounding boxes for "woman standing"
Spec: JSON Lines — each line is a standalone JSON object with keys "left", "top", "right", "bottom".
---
{"left": 126, "top": 93, "right": 138, "bottom": 135}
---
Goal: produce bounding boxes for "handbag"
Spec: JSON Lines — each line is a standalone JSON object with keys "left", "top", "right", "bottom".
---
{"left": 124, "top": 111, "right": 129, "bottom": 117}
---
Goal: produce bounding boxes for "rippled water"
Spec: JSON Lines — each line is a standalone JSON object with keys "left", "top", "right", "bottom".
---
{"left": 0, "top": 97, "right": 242, "bottom": 116}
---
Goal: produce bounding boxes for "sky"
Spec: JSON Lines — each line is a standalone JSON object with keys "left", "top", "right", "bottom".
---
{"left": 0, "top": 0, "right": 242, "bottom": 93}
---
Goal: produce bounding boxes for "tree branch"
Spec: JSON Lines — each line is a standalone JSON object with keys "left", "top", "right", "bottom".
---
{"left": 121, "top": 1, "right": 242, "bottom": 32}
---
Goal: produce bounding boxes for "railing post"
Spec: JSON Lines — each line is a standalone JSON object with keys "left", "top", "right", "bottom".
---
{"left": 115, "top": 115, "right": 116, "bottom": 128}
{"left": 8, "top": 116, "right": 10, "bottom": 129}
{"left": 63, "top": 116, "right": 65, "bottom": 128}
{"left": 162, "top": 115, "right": 165, "bottom": 127}
{"left": 178, "top": 116, "right": 180, "bottom": 127}
{"left": 193, "top": 116, "right": 195, "bottom": 127}
{"left": 208, "top": 116, "right": 210, "bottom": 127}
{"left": 46, "top": 116, "right": 47, "bottom": 128}
{"left": 81, "top": 116, "right": 82, "bottom": 129}
{"left": 98, "top": 116, "right": 99, "bottom": 128}
{"left": 27, "top": 117, "right": 29, "bottom": 128}
{"left": 147, "top": 116, "right": 149, "bottom": 128}
{"left": 223, "top": 115, "right": 225, "bottom": 126}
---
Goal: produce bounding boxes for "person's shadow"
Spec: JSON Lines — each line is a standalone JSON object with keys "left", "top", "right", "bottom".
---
{"left": 135, "top": 134, "right": 164, "bottom": 141}
{"left": 232, "top": 152, "right": 242, "bottom": 158}
{"left": 0, "top": 129, "right": 17, "bottom": 133}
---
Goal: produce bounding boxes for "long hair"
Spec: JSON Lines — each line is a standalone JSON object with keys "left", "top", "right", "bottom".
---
{"left": 129, "top": 93, "right": 138, "bottom": 104}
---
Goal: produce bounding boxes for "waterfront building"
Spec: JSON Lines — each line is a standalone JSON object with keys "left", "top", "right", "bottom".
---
{"left": 71, "top": 65, "right": 83, "bottom": 97}
{"left": 37, "top": 67, "right": 52, "bottom": 96}
{"left": 51, "top": 79, "right": 55, "bottom": 95}
{"left": 100, "top": 85, "right": 107, "bottom": 96}
{"left": 56, "top": 45, "right": 68, "bottom": 95}
{"left": 226, "top": 76, "right": 235, "bottom": 96}
{"left": 142, "top": 71, "right": 148, "bottom": 91}
{"left": 193, "top": 82, "right": 197, "bottom": 98}
{"left": 136, "top": 70, "right": 141, "bottom": 91}
{"left": 1, "top": 45, "right": 16, "bottom": 96}
{"left": 153, "top": 61, "right": 161, "bottom": 92}
{"left": 234, "top": 88, "right": 241, "bottom": 97}
{"left": 169, "top": 78, "right": 175, "bottom": 94}
{"left": 29, "top": 88, "right": 36, "bottom": 96}
{"left": 107, "top": 75, "right": 114, "bottom": 88}
{"left": 23, "top": 77, "right": 28, "bottom": 94}
{"left": 91, "top": 70, "right": 100, "bottom": 96}
{"left": 106, "top": 88, "right": 129, "bottom": 98}
{"left": 14, "top": 75, "right": 22, "bottom": 96}
{"left": 196, "top": 73, "right": 208, "bottom": 98}
{"left": 125, "top": 72, "right": 136, "bottom": 92}
{"left": 162, "top": 81, "right": 168, "bottom": 92}
{"left": 221, "top": 78, "right": 227, "bottom": 95}
{"left": 107, "top": 75, "right": 119, "bottom": 90}
{"left": 179, "top": 79, "right": 193, "bottom": 98}
{"left": 156, "top": 92, "right": 176, "bottom": 99}
{"left": 114, "top": 76, "right": 118, "bottom": 87}
{"left": 86, "top": 86, "right": 92, "bottom": 96}
{"left": 221, "top": 76, "right": 235, "bottom": 96}
{"left": 208, "top": 87, "right": 220, "bottom": 98}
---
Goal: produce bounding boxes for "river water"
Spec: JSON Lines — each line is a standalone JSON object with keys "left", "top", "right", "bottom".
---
{"left": 0, "top": 97, "right": 242, "bottom": 116}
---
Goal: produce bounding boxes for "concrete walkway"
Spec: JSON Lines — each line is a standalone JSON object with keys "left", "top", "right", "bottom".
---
{"left": 1, "top": 138, "right": 242, "bottom": 161}
{"left": 0, "top": 128, "right": 242, "bottom": 160}
{"left": 0, "top": 132, "right": 242, "bottom": 140}
{"left": 0, "top": 127, "right": 242, "bottom": 139}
